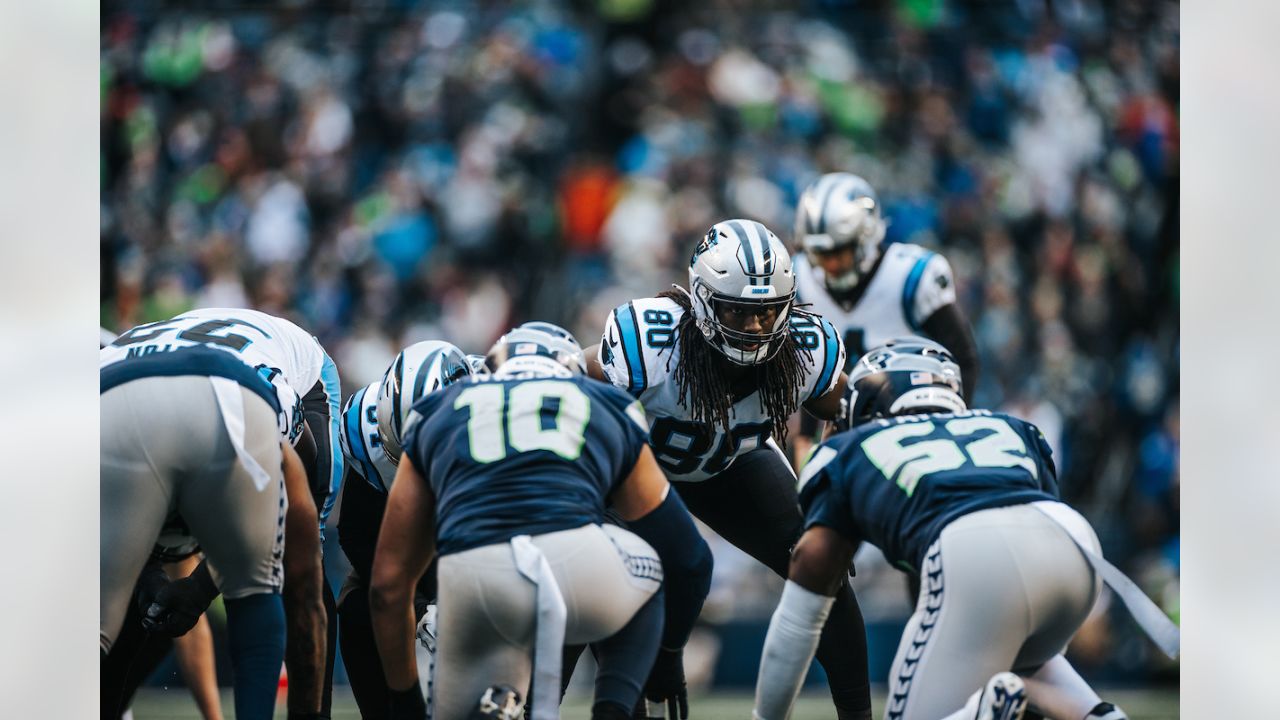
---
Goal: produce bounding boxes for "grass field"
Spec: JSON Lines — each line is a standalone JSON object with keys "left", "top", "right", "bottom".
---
{"left": 131, "top": 686, "right": 1179, "bottom": 719}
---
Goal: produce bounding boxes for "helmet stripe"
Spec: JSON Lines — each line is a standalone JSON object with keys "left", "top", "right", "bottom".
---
{"left": 726, "top": 219, "right": 758, "bottom": 283}
{"left": 814, "top": 175, "right": 842, "bottom": 234}
{"left": 411, "top": 349, "right": 444, "bottom": 413}
{"left": 742, "top": 221, "right": 769, "bottom": 279}
{"left": 757, "top": 221, "right": 774, "bottom": 275}
{"left": 390, "top": 354, "right": 405, "bottom": 440}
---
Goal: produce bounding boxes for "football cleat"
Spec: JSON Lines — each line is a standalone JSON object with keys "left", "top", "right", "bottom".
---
{"left": 1084, "top": 702, "right": 1129, "bottom": 719}
{"left": 974, "top": 672, "right": 1027, "bottom": 720}
{"left": 471, "top": 685, "right": 523, "bottom": 720}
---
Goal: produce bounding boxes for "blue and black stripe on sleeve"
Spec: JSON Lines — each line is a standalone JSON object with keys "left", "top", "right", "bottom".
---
{"left": 343, "top": 386, "right": 384, "bottom": 493}
{"left": 613, "top": 303, "right": 648, "bottom": 397}
{"left": 808, "top": 317, "right": 842, "bottom": 402}
{"left": 901, "top": 251, "right": 935, "bottom": 331}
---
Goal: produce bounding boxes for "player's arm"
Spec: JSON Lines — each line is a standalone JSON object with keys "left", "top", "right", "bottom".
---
{"left": 370, "top": 450, "right": 437, "bottom": 715}
{"left": 281, "top": 440, "right": 327, "bottom": 716}
{"left": 920, "top": 303, "right": 980, "bottom": 404}
{"left": 166, "top": 554, "right": 223, "bottom": 720}
{"left": 753, "top": 525, "right": 857, "bottom": 720}
{"left": 802, "top": 371, "right": 848, "bottom": 422}
{"left": 612, "top": 446, "right": 713, "bottom": 647}
{"left": 612, "top": 445, "right": 712, "bottom": 719}
{"left": 912, "top": 252, "right": 979, "bottom": 403}
{"left": 584, "top": 342, "right": 607, "bottom": 381}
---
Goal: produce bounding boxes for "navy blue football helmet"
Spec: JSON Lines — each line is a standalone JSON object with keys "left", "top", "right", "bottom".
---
{"left": 841, "top": 338, "right": 966, "bottom": 430}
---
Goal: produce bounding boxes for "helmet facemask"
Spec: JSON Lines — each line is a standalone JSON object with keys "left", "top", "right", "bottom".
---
{"left": 691, "top": 280, "right": 795, "bottom": 365}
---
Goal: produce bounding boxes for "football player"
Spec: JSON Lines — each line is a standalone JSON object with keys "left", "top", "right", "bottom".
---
{"left": 753, "top": 340, "right": 1177, "bottom": 720}
{"left": 335, "top": 339, "right": 472, "bottom": 719}
{"left": 101, "top": 343, "right": 326, "bottom": 720}
{"left": 99, "top": 326, "right": 224, "bottom": 720}
{"left": 585, "top": 219, "right": 873, "bottom": 720}
{"left": 370, "top": 330, "right": 712, "bottom": 720}
{"left": 103, "top": 308, "right": 346, "bottom": 716}
{"left": 790, "top": 173, "right": 979, "bottom": 467}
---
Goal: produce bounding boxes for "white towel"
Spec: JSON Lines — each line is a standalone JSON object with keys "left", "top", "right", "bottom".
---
{"left": 209, "top": 376, "right": 273, "bottom": 491}
{"left": 511, "top": 535, "right": 567, "bottom": 720}
{"left": 1031, "top": 501, "right": 1180, "bottom": 659}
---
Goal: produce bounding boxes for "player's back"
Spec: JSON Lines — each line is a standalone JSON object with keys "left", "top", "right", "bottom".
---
{"left": 402, "top": 374, "right": 649, "bottom": 556}
{"left": 100, "top": 307, "right": 325, "bottom": 394}
{"left": 800, "top": 409, "right": 1059, "bottom": 573}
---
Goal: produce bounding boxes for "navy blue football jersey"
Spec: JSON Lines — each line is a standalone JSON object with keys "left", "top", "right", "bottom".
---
{"left": 401, "top": 375, "right": 651, "bottom": 556}
{"left": 798, "top": 409, "right": 1058, "bottom": 574}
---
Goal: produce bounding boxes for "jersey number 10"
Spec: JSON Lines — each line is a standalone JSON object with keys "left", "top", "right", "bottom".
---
{"left": 453, "top": 381, "right": 590, "bottom": 463}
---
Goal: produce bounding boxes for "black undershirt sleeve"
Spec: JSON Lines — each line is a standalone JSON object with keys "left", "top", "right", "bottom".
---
{"left": 920, "top": 302, "right": 980, "bottom": 404}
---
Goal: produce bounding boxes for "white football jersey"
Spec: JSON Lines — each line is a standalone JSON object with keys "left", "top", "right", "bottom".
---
{"left": 793, "top": 242, "right": 957, "bottom": 365}
{"left": 100, "top": 307, "right": 326, "bottom": 438}
{"left": 338, "top": 381, "right": 398, "bottom": 494}
{"left": 598, "top": 296, "right": 844, "bottom": 482}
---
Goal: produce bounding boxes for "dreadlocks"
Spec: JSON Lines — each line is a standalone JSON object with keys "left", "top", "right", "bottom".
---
{"left": 657, "top": 288, "right": 816, "bottom": 444}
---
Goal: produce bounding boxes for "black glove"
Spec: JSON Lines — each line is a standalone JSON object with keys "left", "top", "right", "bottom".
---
{"left": 641, "top": 648, "right": 688, "bottom": 719}
{"left": 141, "top": 562, "right": 219, "bottom": 638}
{"left": 133, "top": 559, "right": 171, "bottom": 618}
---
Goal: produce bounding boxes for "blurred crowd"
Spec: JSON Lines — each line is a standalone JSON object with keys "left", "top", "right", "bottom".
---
{"left": 101, "top": 0, "right": 1178, "bottom": 681}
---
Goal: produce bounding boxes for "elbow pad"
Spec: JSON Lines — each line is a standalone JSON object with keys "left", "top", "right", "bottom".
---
{"left": 626, "top": 487, "right": 713, "bottom": 649}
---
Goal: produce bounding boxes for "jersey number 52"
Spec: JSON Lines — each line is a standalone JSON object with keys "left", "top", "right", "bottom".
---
{"left": 861, "top": 417, "right": 1038, "bottom": 496}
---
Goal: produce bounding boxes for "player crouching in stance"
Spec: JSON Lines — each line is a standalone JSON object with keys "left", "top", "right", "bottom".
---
{"left": 335, "top": 340, "right": 472, "bottom": 719}
{"left": 101, "top": 345, "right": 327, "bottom": 720}
{"left": 370, "top": 331, "right": 712, "bottom": 720}
{"left": 588, "top": 219, "right": 873, "bottom": 719}
{"left": 753, "top": 339, "right": 1178, "bottom": 720}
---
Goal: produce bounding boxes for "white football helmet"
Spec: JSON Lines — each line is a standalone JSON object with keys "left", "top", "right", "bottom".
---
{"left": 794, "top": 172, "right": 887, "bottom": 292}
{"left": 377, "top": 340, "right": 471, "bottom": 462}
{"left": 688, "top": 219, "right": 796, "bottom": 365}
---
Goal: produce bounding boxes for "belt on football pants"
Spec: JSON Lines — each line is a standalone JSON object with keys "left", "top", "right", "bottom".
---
{"left": 210, "top": 376, "right": 273, "bottom": 491}
{"left": 511, "top": 535, "right": 567, "bottom": 720}
{"left": 1031, "top": 501, "right": 1180, "bottom": 659}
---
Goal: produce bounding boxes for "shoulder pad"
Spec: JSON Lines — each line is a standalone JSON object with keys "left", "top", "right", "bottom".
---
{"left": 792, "top": 313, "right": 844, "bottom": 402}
{"left": 600, "top": 297, "right": 684, "bottom": 397}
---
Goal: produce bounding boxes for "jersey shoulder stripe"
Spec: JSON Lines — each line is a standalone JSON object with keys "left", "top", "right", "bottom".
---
{"left": 808, "top": 315, "right": 843, "bottom": 402}
{"left": 901, "top": 250, "right": 935, "bottom": 331}
{"left": 613, "top": 301, "right": 648, "bottom": 397}
{"left": 342, "top": 385, "right": 371, "bottom": 465}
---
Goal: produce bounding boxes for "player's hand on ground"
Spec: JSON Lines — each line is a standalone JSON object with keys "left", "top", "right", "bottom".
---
{"left": 642, "top": 648, "right": 689, "bottom": 719}
{"left": 141, "top": 575, "right": 214, "bottom": 637}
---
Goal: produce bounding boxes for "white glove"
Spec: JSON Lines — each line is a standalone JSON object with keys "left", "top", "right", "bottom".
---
{"left": 417, "top": 604, "right": 438, "bottom": 653}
